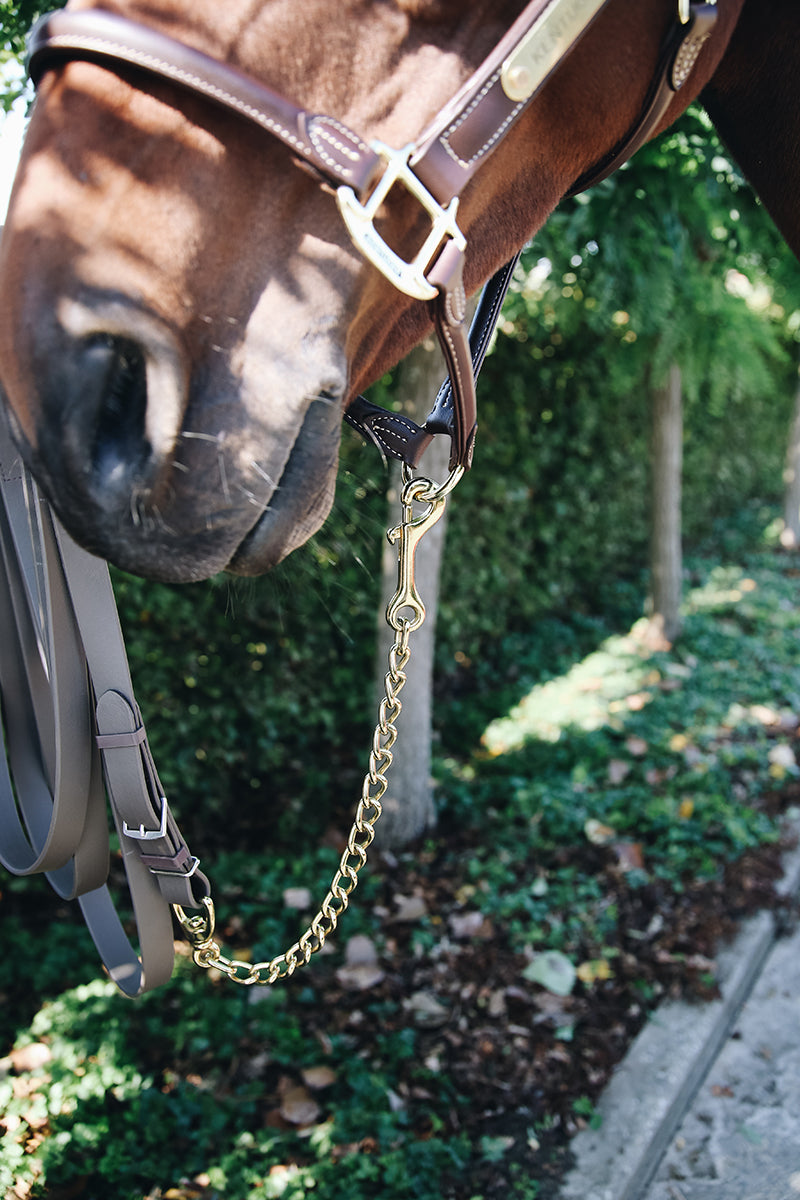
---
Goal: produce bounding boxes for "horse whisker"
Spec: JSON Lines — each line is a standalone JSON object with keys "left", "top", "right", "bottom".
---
{"left": 250, "top": 461, "right": 277, "bottom": 489}
{"left": 149, "top": 505, "right": 176, "bottom": 536}
{"left": 305, "top": 392, "right": 340, "bottom": 408}
{"left": 180, "top": 430, "right": 223, "bottom": 443}
{"left": 239, "top": 485, "right": 264, "bottom": 509}
{"left": 218, "top": 449, "right": 231, "bottom": 503}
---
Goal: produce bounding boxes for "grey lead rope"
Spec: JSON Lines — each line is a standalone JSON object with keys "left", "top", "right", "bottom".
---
{"left": 0, "top": 413, "right": 208, "bottom": 996}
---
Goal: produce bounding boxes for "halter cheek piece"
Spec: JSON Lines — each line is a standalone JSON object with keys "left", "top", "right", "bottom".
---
{"left": 27, "top": 0, "right": 718, "bottom": 473}
{"left": 0, "top": 0, "right": 718, "bottom": 994}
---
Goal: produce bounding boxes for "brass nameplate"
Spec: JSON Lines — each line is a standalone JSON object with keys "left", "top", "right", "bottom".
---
{"left": 501, "top": 0, "right": 610, "bottom": 102}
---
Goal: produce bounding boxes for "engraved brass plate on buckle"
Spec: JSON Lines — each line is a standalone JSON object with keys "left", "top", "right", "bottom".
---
{"left": 337, "top": 141, "right": 466, "bottom": 302}
{"left": 500, "top": 0, "right": 610, "bottom": 102}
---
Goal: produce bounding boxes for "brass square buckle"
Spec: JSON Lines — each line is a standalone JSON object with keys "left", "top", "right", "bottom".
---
{"left": 337, "top": 141, "right": 466, "bottom": 301}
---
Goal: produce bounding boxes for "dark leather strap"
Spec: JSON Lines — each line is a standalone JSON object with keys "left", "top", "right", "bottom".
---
{"left": 346, "top": 254, "right": 520, "bottom": 469}
{"left": 568, "top": 3, "right": 719, "bottom": 195}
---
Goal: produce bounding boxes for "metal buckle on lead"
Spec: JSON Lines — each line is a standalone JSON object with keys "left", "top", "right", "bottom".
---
{"left": 150, "top": 854, "right": 201, "bottom": 879}
{"left": 336, "top": 141, "right": 466, "bottom": 302}
{"left": 123, "top": 796, "right": 168, "bottom": 841}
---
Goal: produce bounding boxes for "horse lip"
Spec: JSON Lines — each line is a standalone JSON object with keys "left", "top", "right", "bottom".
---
{"left": 227, "top": 395, "right": 343, "bottom": 576}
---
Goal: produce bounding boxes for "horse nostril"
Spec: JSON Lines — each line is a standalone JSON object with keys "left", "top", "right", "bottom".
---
{"left": 83, "top": 334, "right": 150, "bottom": 489}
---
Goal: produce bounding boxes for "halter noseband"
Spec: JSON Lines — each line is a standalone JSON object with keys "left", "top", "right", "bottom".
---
{"left": 26, "top": 0, "right": 718, "bottom": 473}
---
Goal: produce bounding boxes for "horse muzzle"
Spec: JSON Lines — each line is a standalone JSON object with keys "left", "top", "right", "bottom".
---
{"left": 1, "top": 293, "right": 345, "bottom": 582}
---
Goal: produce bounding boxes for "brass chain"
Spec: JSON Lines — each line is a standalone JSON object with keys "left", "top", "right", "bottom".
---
{"left": 173, "top": 467, "right": 462, "bottom": 985}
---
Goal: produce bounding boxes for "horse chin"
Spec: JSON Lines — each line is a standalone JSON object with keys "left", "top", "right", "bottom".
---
{"left": 226, "top": 403, "right": 342, "bottom": 578}
{"left": 1, "top": 378, "right": 344, "bottom": 584}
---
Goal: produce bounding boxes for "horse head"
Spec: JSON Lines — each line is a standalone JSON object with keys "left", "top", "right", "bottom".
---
{"left": 0, "top": 0, "right": 739, "bottom": 581}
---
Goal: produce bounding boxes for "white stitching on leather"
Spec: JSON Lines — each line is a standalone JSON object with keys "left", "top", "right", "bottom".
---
{"left": 671, "top": 32, "right": 711, "bottom": 89}
{"left": 371, "top": 414, "right": 419, "bottom": 446}
{"left": 438, "top": 323, "right": 464, "bottom": 398}
{"left": 309, "top": 117, "right": 371, "bottom": 168}
{"left": 44, "top": 34, "right": 320, "bottom": 165}
{"left": 438, "top": 69, "right": 525, "bottom": 170}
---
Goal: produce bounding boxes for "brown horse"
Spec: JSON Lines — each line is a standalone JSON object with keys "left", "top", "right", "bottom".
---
{"left": 0, "top": 0, "right": 796, "bottom": 583}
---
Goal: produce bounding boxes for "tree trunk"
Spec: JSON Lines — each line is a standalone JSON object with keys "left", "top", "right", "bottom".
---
{"left": 780, "top": 361, "right": 800, "bottom": 549}
{"left": 649, "top": 363, "right": 683, "bottom": 646}
{"left": 373, "top": 337, "right": 451, "bottom": 849}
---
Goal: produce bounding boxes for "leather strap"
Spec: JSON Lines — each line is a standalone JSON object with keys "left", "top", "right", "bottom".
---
{"left": 26, "top": 9, "right": 383, "bottom": 195}
{"left": 0, "top": 412, "right": 208, "bottom": 996}
{"left": 410, "top": 0, "right": 610, "bottom": 206}
{"left": 346, "top": 253, "right": 520, "bottom": 468}
{"left": 568, "top": 3, "right": 719, "bottom": 195}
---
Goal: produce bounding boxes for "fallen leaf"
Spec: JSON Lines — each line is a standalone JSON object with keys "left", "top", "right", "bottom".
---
{"left": 404, "top": 991, "right": 449, "bottom": 1027}
{"left": 585, "top": 819, "right": 616, "bottom": 846}
{"left": 645, "top": 766, "right": 675, "bottom": 785}
{"left": 522, "top": 951, "right": 577, "bottom": 997}
{"left": 625, "top": 736, "right": 648, "bottom": 756}
{"left": 13, "top": 1075, "right": 46, "bottom": 1100}
{"left": 283, "top": 887, "right": 312, "bottom": 910}
{"left": 613, "top": 841, "right": 644, "bottom": 872}
{"left": 301, "top": 1066, "right": 336, "bottom": 1090}
{"left": 392, "top": 893, "right": 428, "bottom": 922}
{"left": 577, "top": 958, "right": 614, "bottom": 985}
{"left": 448, "top": 911, "right": 493, "bottom": 940}
{"left": 279, "top": 1086, "right": 321, "bottom": 1127}
{"left": 487, "top": 990, "right": 506, "bottom": 1018}
{"left": 607, "top": 759, "right": 631, "bottom": 785}
{"left": 335, "top": 962, "right": 385, "bottom": 991}
{"left": 336, "top": 935, "right": 385, "bottom": 990}
{"left": 344, "top": 934, "right": 378, "bottom": 965}
{"left": 768, "top": 744, "right": 798, "bottom": 775}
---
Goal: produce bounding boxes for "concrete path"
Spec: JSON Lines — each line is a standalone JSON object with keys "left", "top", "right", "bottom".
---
{"left": 558, "top": 819, "right": 800, "bottom": 1200}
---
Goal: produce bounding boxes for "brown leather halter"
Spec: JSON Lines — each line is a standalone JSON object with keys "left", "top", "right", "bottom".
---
{"left": 28, "top": 0, "right": 718, "bottom": 475}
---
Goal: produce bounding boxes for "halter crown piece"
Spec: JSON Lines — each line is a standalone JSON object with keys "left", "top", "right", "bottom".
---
{"left": 0, "top": 0, "right": 717, "bottom": 994}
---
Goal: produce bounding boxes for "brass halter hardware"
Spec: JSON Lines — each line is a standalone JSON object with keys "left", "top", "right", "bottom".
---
{"left": 174, "top": 467, "right": 463, "bottom": 985}
{"left": 337, "top": 143, "right": 466, "bottom": 302}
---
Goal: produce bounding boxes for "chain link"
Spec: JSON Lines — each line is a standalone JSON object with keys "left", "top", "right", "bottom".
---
{"left": 174, "top": 469, "right": 460, "bottom": 985}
